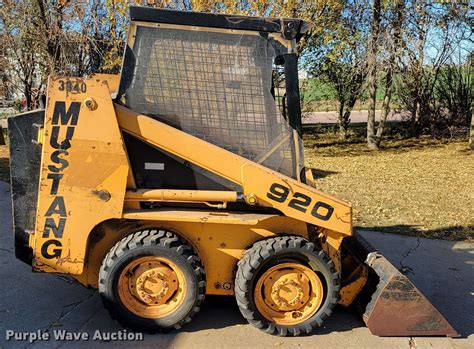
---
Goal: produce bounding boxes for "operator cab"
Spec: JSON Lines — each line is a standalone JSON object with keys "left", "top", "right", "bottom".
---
{"left": 117, "top": 7, "right": 310, "bottom": 191}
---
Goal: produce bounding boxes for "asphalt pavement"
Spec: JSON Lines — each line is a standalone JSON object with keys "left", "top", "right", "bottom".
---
{"left": 302, "top": 110, "right": 404, "bottom": 124}
{"left": 0, "top": 180, "right": 472, "bottom": 349}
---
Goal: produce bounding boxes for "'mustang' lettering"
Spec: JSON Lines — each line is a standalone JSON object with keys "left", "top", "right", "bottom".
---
{"left": 41, "top": 101, "right": 80, "bottom": 259}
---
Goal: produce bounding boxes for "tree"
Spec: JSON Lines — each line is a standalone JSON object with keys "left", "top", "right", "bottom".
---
{"left": 469, "top": 109, "right": 474, "bottom": 150}
{"left": 366, "top": 0, "right": 381, "bottom": 149}
{"left": 0, "top": 0, "right": 46, "bottom": 110}
{"left": 35, "top": 0, "right": 118, "bottom": 76}
{"left": 436, "top": 60, "right": 472, "bottom": 134}
{"left": 470, "top": 54, "right": 474, "bottom": 150}
{"left": 188, "top": 0, "right": 343, "bottom": 54}
{"left": 35, "top": 0, "right": 66, "bottom": 74}
{"left": 305, "top": 0, "right": 368, "bottom": 139}
{"left": 373, "top": 0, "right": 405, "bottom": 148}
{"left": 396, "top": 1, "right": 471, "bottom": 137}
{"left": 325, "top": 59, "right": 366, "bottom": 139}
{"left": 1, "top": 1, "right": 99, "bottom": 109}
{"left": 99, "top": 0, "right": 132, "bottom": 73}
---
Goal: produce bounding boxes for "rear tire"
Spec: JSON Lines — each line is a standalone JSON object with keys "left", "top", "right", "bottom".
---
{"left": 99, "top": 229, "right": 206, "bottom": 333}
{"left": 235, "top": 236, "right": 339, "bottom": 336}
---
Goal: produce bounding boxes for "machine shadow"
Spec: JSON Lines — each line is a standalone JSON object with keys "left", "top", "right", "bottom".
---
{"left": 0, "top": 157, "right": 9, "bottom": 183}
{"left": 181, "top": 296, "right": 246, "bottom": 331}
{"left": 360, "top": 224, "right": 473, "bottom": 241}
{"left": 309, "top": 168, "right": 338, "bottom": 179}
{"left": 179, "top": 295, "right": 364, "bottom": 334}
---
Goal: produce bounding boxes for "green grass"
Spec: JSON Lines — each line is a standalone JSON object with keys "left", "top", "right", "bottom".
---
{"left": 300, "top": 77, "right": 396, "bottom": 112}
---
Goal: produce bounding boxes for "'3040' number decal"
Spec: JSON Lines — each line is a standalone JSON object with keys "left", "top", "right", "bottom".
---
{"left": 266, "top": 183, "right": 334, "bottom": 221}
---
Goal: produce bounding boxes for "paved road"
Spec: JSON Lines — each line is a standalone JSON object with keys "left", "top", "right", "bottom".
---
{"left": 0, "top": 181, "right": 472, "bottom": 349}
{"left": 302, "top": 110, "right": 404, "bottom": 124}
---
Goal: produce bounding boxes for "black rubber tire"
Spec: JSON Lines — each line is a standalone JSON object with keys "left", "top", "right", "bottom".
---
{"left": 99, "top": 229, "right": 206, "bottom": 333}
{"left": 235, "top": 236, "right": 340, "bottom": 336}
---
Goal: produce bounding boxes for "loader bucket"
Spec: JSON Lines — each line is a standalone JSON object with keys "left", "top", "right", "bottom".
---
{"left": 343, "top": 233, "right": 458, "bottom": 337}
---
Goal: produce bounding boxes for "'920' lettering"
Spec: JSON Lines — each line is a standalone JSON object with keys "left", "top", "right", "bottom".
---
{"left": 266, "top": 183, "right": 334, "bottom": 221}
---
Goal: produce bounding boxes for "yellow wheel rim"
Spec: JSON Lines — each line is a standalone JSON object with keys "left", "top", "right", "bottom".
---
{"left": 254, "top": 262, "right": 324, "bottom": 325}
{"left": 118, "top": 256, "right": 186, "bottom": 318}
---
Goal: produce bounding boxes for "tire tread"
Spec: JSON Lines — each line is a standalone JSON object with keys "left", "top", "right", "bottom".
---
{"left": 235, "top": 236, "right": 340, "bottom": 336}
{"left": 99, "top": 229, "right": 206, "bottom": 332}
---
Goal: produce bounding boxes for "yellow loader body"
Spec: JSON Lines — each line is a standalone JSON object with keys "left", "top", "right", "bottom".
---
{"left": 29, "top": 76, "right": 349, "bottom": 291}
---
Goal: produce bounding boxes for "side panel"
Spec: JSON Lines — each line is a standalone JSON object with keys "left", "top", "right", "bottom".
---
{"left": 33, "top": 77, "right": 128, "bottom": 274}
{"left": 74, "top": 213, "right": 308, "bottom": 295}
{"left": 123, "top": 133, "right": 239, "bottom": 191}
{"left": 8, "top": 110, "right": 44, "bottom": 265}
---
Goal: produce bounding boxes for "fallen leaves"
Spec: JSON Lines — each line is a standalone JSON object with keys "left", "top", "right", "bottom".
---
{"left": 305, "top": 137, "right": 473, "bottom": 241}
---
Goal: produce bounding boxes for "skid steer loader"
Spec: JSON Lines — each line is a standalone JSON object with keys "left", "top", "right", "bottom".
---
{"left": 8, "top": 6, "right": 457, "bottom": 337}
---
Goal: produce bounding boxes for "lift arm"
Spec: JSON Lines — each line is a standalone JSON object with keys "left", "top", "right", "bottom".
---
{"left": 115, "top": 104, "right": 352, "bottom": 237}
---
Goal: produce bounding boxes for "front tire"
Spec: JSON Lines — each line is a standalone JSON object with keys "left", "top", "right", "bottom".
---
{"left": 99, "top": 229, "right": 206, "bottom": 333}
{"left": 235, "top": 236, "right": 339, "bottom": 336}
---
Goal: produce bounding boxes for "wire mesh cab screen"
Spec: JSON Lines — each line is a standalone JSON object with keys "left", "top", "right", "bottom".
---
{"left": 119, "top": 8, "right": 305, "bottom": 179}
